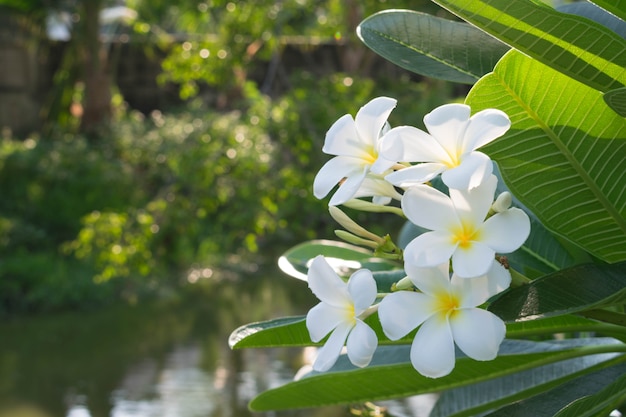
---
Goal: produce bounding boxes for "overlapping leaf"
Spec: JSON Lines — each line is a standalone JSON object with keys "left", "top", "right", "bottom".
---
{"left": 467, "top": 50, "right": 626, "bottom": 263}
{"left": 357, "top": 10, "right": 508, "bottom": 83}
{"left": 432, "top": 0, "right": 626, "bottom": 92}
{"left": 250, "top": 339, "right": 626, "bottom": 411}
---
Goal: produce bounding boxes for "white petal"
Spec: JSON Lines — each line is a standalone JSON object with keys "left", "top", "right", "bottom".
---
{"left": 354, "top": 97, "right": 397, "bottom": 146}
{"left": 451, "top": 260, "right": 510, "bottom": 307}
{"left": 423, "top": 104, "right": 470, "bottom": 158}
{"left": 312, "top": 321, "right": 353, "bottom": 372}
{"left": 404, "top": 262, "right": 451, "bottom": 297}
{"left": 322, "top": 114, "right": 361, "bottom": 156}
{"left": 385, "top": 163, "right": 446, "bottom": 188}
{"left": 463, "top": 108, "right": 511, "bottom": 152}
{"left": 402, "top": 185, "right": 459, "bottom": 231}
{"left": 346, "top": 319, "right": 378, "bottom": 368}
{"left": 441, "top": 152, "right": 493, "bottom": 190}
{"left": 380, "top": 126, "right": 450, "bottom": 163}
{"left": 307, "top": 256, "right": 350, "bottom": 307}
{"left": 449, "top": 174, "right": 497, "bottom": 226}
{"left": 451, "top": 241, "right": 495, "bottom": 278}
{"left": 313, "top": 156, "right": 364, "bottom": 199}
{"left": 306, "top": 302, "right": 349, "bottom": 342}
{"left": 353, "top": 176, "right": 402, "bottom": 203}
{"left": 450, "top": 308, "right": 505, "bottom": 361}
{"left": 410, "top": 314, "right": 456, "bottom": 378}
{"left": 328, "top": 166, "right": 368, "bottom": 206}
{"left": 378, "top": 291, "right": 434, "bottom": 340}
{"left": 347, "top": 269, "right": 377, "bottom": 313}
{"left": 481, "top": 208, "right": 531, "bottom": 253}
{"left": 404, "top": 232, "right": 458, "bottom": 269}
{"left": 369, "top": 154, "right": 397, "bottom": 174}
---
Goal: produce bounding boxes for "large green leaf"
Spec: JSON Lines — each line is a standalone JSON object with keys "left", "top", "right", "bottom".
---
{"left": 467, "top": 50, "right": 626, "bottom": 263}
{"left": 250, "top": 339, "right": 626, "bottom": 411}
{"left": 553, "top": 370, "right": 626, "bottom": 417}
{"left": 430, "top": 342, "right": 625, "bottom": 417}
{"left": 485, "top": 363, "right": 626, "bottom": 417}
{"left": 357, "top": 10, "right": 508, "bottom": 84}
{"left": 431, "top": 0, "right": 626, "bottom": 92}
{"left": 604, "top": 87, "right": 626, "bottom": 117}
{"left": 488, "top": 262, "right": 626, "bottom": 322}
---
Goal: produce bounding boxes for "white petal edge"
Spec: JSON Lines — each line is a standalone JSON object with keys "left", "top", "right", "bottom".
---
{"left": 404, "top": 262, "right": 451, "bottom": 297}
{"left": 346, "top": 319, "right": 378, "bottom": 368}
{"left": 481, "top": 208, "right": 531, "bottom": 253}
{"left": 347, "top": 269, "right": 377, "bottom": 313}
{"left": 306, "top": 302, "right": 349, "bottom": 342}
{"left": 328, "top": 166, "right": 368, "bottom": 206}
{"left": 354, "top": 97, "right": 397, "bottom": 147}
{"left": 307, "top": 256, "right": 350, "bottom": 307}
{"left": 402, "top": 184, "right": 459, "bottom": 231}
{"left": 312, "top": 321, "right": 353, "bottom": 372}
{"left": 404, "top": 231, "right": 458, "bottom": 270}
{"left": 441, "top": 152, "right": 493, "bottom": 191}
{"left": 410, "top": 314, "right": 456, "bottom": 378}
{"left": 463, "top": 108, "right": 511, "bottom": 152}
{"left": 378, "top": 291, "right": 434, "bottom": 340}
{"left": 423, "top": 103, "right": 470, "bottom": 159}
{"left": 451, "top": 241, "right": 495, "bottom": 278}
{"left": 322, "top": 114, "right": 361, "bottom": 156}
{"left": 313, "top": 156, "right": 365, "bottom": 200}
{"left": 385, "top": 163, "right": 445, "bottom": 188}
{"left": 450, "top": 308, "right": 505, "bottom": 361}
{"left": 379, "top": 126, "right": 450, "bottom": 163}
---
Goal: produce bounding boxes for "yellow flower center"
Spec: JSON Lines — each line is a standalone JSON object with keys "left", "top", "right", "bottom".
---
{"left": 451, "top": 221, "right": 480, "bottom": 249}
{"left": 434, "top": 292, "right": 461, "bottom": 321}
{"left": 363, "top": 145, "right": 378, "bottom": 165}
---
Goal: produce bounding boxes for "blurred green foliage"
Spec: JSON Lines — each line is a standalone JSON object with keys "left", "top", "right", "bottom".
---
{"left": 0, "top": 0, "right": 457, "bottom": 314}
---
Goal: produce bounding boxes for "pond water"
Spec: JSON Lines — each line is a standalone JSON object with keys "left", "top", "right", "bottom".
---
{"left": 0, "top": 261, "right": 434, "bottom": 417}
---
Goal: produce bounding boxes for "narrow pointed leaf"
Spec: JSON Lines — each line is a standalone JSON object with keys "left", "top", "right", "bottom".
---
{"left": 250, "top": 339, "right": 626, "bottom": 411}
{"left": 431, "top": 347, "right": 625, "bottom": 417}
{"left": 432, "top": 0, "right": 626, "bottom": 92}
{"left": 467, "top": 50, "right": 626, "bottom": 263}
{"left": 485, "top": 363, "right": 626, "bottom": 417}
{"left": 357, "top": 10, "right": 508, "bottom": 84}
{"left": 553, "top": 371, "right": 626, "bottom": 417}
{"left": 488, "top": 262, "right": 626, "bottom": 322}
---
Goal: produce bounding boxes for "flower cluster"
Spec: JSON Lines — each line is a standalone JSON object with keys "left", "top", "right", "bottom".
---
{"left": 306, "top": 97, "right": 531, "bottom": 378}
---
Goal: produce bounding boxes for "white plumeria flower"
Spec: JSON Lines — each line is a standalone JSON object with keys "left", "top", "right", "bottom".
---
{"left": 402, "top": 175, "right": 530, "bottom": 278}
{"left": 380, "top": 103, "right": 510, "bottom": 190}
{"left": 305, "top": 255, "right": 378, "bottom": 372}
{"left": 378, "top": 260, "right": 510, "bottom": 378}
{"left": 313, "top": 97, "right": 398, "bottom": 206}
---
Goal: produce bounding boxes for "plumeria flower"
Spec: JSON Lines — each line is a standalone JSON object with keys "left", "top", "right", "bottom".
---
{"left": 378, "top": 260, "right": 509, "bottom": 378}
{"left": 313, "top": 97, "right": 398, "bottom": 206}
{"left": 402, "top": 175, "right": 530, "bottom": 278}
{"left": 305, "top": 255, "right": 378, "bottom": 372}
{"left": 380, "top": 103, "right": 510, "bottom": 190}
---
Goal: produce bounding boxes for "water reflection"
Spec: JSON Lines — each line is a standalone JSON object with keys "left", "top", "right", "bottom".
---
{"left": 0, "top": 262, "right": 434, "bottom": 417}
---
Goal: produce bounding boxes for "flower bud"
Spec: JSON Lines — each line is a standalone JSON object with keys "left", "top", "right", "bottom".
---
{"left": 491, "top": 191, "right": 512, "bottom": 213}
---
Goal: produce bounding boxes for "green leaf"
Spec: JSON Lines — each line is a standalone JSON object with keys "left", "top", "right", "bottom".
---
{"left": 467, "top": 50, "right": 626, "bottom": 263}
{"left": 604, "top": 87, "right": 626, "bottom": 117}
{"left": 356, "top": 9, "right": 508, "bottom": 84}
{"left": 484, "top": 363, "right": 626, "bottom": 417}
{"left": 590, "top": 0, "right": 626, "bottom": 23}
{"left": 553, "top": 371, "right": 626, "bottom": 417}
{"left": 431, "top": 342, "right": 625, "bottom": 417}
{"left": 250, "top": 339, "right": 626, "bottom": 411}
{"left": 488, "top": 262, "right": 626, "bottom": 322}
{"left": 558, "top": 2, "right": 626, "bottom": 41}
{"left": 432, "top": 0, "right": 626, "bottom": 92}
{"left": 229, "top": 316, "right": 310, "bottom": 349}
{"left": 277, "top": 239, "right": 399, "bottom": 281}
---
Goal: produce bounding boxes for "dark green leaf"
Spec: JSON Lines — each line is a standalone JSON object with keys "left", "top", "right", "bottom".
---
{"left": 357, "top": 10, "right": 508, "bottom": 84}
{"left": 489, "top": 262, "right": 626, "bottom": 322}
{"left": 250, "top": 339, "right": 626, "bottom": 411}
{"left": 485, "top": 363, "right": 626, "bottom": 417}
{"left": 432, "top": 0, "right": 626, "bottom": 92}
{"left": 553, "top": 370, "right": 626, "bottom": 416}
{"left": 604, "top": 87, "right": 626, "bottom": 117}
